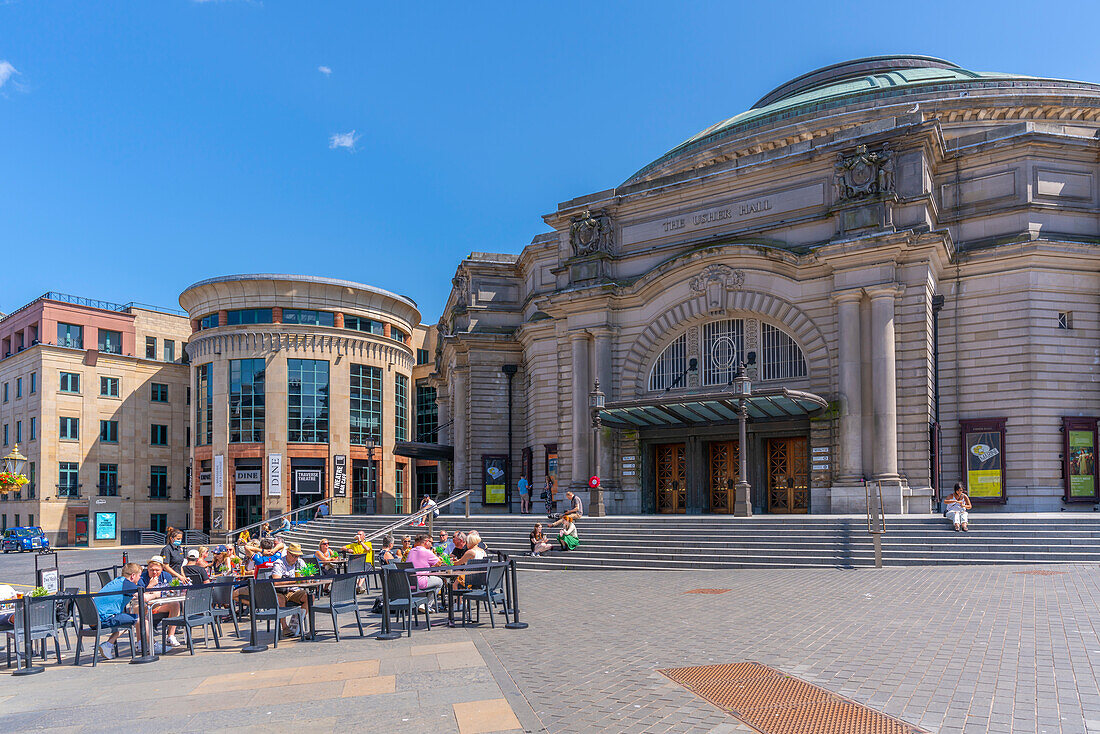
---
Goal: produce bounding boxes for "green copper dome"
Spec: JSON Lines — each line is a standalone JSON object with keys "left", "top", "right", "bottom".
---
{"left": 625, "top": 55, "right": 1098, "bottom": 185}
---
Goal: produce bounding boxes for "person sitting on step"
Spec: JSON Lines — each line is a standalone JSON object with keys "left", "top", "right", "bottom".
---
{"left": 945, "top": 482, "right": 972, "bottom": 532}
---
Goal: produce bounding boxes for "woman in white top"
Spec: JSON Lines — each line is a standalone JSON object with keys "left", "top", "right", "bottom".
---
{"left": 944, "top": 483, "right": 972, "bottom": 531}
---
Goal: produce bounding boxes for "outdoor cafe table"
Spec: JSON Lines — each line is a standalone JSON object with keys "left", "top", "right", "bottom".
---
{"left": 416, "top": 567, "right": 476, "bottom": 629}
{"left": 271, "top": 577, "right": 332, "bottom": 640}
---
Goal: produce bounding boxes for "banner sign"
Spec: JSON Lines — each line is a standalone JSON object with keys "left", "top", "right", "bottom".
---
{"left": 961, "top": 419, "right": 1006, "bottom": 502}
{"left": 295, "top": 469, "right": 322, "bottom": 495}
{"left": 198, "top": 471, "right": 211, "bottom": 485}
{"left": 482, "top": 455, "right": 507, "bottom": 505}
{"left": 1063, "top": 417, "right": 1099, "bottom": 502}
{"left": 213, "top": 455, "right": 225, "bottom": 498}
{"left": 235, "top": 469, "right": 261, "bottom": 484}
{"left": 268, "top": 454, "right": 282, "bottom": 497}
{"left": 95, "top": 512, "right": 117, "bottom": 541}
{"left": 333, "top": 455, "right": 347, "bottom": 498}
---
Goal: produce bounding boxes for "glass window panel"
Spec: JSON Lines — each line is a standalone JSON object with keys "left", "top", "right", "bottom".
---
{"left": 145, "top": 337, "right": 156, "bottom": 359}
{"left": 702, "top": 319, "right": 744, "bottom": 386}
{"left": 200, "top": 314, "right": 220, "bottom": 330}
{"left": 100, "top": 376, "right": 119, "bottom": 397}
{"left": 229, "top": 358, "right": 266, "bottom": 442}
{"left": 97, "top": 330, "right": 122, "bottom": 354}
{"left": 416, "top": 382, "right": 438, "bottom": 443}
{"left": 60, "top": 371, "right": 80, "bottom": 393}
{"left": 196, "top": 364, "right": 212, "bottom": 445}
{"left": 394, "top": 374, "right": 408, "bottom": 442}
{"left": 648, "top": 334, "right": 687, "bottom": 391}
{"left": 98, "top": 463, "right": 118, "bottom": 496}
{"left": 287, "top": 359, "right": 329, "bottom": 443}
{"left": 350, "top": 364, "right": 382, "bottom": 445}
{"left": 57, "top": 323, "right": 83, "bottom": 349}
{"left": 226, "top": 309, "right": 273, "bottom": 325}
{"left": 760, "top": 324, "right": 808, "bottom": 381}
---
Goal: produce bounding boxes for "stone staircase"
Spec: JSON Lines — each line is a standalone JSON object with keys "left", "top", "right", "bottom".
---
{"left": 279, "top": 513, "right": 1100, "bottom": 571}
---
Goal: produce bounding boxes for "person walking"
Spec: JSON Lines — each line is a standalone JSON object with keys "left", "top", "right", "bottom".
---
{"left": 544, "top": 474, "right": 556, "bottom": 517}
{"left": 518, "top": 473, "right": 530, "bottom": 514}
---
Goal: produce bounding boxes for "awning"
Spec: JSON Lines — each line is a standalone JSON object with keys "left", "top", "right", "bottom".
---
{"left": 598, "top": 387, "right": 828, "bottom": 429}
{"left": 393, "top": 441, "right": 454, "bottom": 461}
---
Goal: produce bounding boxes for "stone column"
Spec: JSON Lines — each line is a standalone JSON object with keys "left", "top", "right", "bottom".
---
{"left": 570, "top": 331, "right": 590, "bottom": 487}
{"left": 834, "top": 291, "right": 864, "bottom": 482}
{"left": 452, "top": 370, "right": 467, "bottom": 496}
{"left": 592, "top": 328, "right": 613, "bottom": 482}
{"left": 868, "top": 285, "right": 900, "bottom": 479}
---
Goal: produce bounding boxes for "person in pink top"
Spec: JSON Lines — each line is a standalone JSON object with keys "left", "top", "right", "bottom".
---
{"left": 406, "top": 534, "right": 444, "bottom": 610}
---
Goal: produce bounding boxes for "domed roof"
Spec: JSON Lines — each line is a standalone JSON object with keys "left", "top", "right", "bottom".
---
{"left": 624, "top": 55, "right": 1099, "bottom": 185}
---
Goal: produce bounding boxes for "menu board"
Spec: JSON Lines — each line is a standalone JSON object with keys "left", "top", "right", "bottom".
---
{"left": 482, "top": 455, "right": 507, "bottom": 505}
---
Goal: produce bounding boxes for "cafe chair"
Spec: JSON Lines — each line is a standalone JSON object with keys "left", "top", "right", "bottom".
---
{"left": 382, "top": 566, "right": 430, "bottom": 636}
{"left": 72, "top": 594, "right": 134, "bottom": 667}
{"left": 160, "top": 586, "right": 220, "bottom": 655}
{"left": 461, "top": 562, "right": 508, "bottom": 628}
{"left": 184, "top": 566, "right": 209, "bottom": 586}
{"left": 97, "top": 571, "right": 112, "bottom": 589}
{"left": 251, "top": 580, "right": 306, "bottom": 648}
{"left": 312, "top": 576, "right": 363, "bottom": 641}
{"left": 209, "top": 581, "right": 241, "bottom": 638}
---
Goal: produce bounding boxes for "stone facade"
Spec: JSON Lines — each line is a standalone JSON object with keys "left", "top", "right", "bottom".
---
{"left": 435, "top": 56, "right": 1100, "bottom": 514}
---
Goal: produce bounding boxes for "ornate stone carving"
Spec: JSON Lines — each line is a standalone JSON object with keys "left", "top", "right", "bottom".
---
{"left": 690, "top": 265, "right": 744, "bottom": 314}
{"left": 686, "top": 325, "right": 700, "bottom": 387}
{"left": 834, "top": 144, "right": 894, "bottom": 201}
{"left": 569, "top": 209, "right": 614, "bottom": 257}
{"left": 451, "top": 275, "right": 468, "bottom": 310}
{"left": 745, "top": 318, "right": 759, "bottom": 381}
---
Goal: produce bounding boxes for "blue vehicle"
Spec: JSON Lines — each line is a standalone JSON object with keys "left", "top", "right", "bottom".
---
{"left": 2, "top": 527, "right": 50, "bottom": 553}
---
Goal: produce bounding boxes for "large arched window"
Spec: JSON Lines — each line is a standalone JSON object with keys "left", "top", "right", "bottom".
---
{"left": 760, "top": 323, "right": 807, "bottom": 380}
{"left": 702, "top": 319, "right": 743, "bottom": 386}
{"left": 648, "top": 333, "right": 686, "bottom": 391}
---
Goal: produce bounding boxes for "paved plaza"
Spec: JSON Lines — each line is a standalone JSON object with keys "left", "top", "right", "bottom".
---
{"left": 2, "top": 550, "right": 1100, "bottom": 733}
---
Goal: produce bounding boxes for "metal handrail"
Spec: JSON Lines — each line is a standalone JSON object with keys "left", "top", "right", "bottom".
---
{"left": 866, "top": 479, "right": 886, "bottom": 569}
{"left": 361, "top": 490, "right": 472, "bottom": 545}
{"left": 224, "top": 497, "right": 331, "bottom": 542}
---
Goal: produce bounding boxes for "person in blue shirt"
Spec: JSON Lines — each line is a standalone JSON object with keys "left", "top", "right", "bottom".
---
{"left": 92, "top": 562, "right": 142, "bottom": 660}
{"left": 518, "top": 474, "right": 530, "bottom": 514}
{"left": 137, "top": 557, "right": 182, "bottom": 649}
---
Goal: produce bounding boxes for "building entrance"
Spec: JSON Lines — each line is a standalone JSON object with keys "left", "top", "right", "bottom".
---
{"left": 235, "top": 494, "right": 262, "bottom": 531}
{"left": 766, "top": 437, "right": 809, "bottom": 513}
{"left": 655, "top": 443, "right": 687, "bottom": 513}
{"left": 707, "top": 440, "right": 739, "bottom": 513}
{"left": 351, "top": 460, "right": 376, "bottom": 514}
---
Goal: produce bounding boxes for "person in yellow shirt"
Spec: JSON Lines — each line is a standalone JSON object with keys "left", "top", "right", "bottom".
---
{"left": 341, "top": 530, "right": 372, "bottom": 592}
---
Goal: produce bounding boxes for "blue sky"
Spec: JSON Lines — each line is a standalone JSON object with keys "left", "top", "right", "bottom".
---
{"left": 3, "top": 1, "right": 1100, "bottom": 324}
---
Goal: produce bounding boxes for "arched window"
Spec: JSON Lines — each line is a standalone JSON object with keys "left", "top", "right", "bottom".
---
{"left": 702, "top": 319, "right": 743, "bottom": 386}
{"left": 648, "top": 333, "right": 686, "bottom": 391}
{"left": 760, "top": 323, "right": 807, "bottom": 380}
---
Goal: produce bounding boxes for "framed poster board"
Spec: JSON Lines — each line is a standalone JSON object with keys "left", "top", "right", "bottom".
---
{"left": 482, "top": 455, "right": 508, "bottom": 505}
{"left": 1063, "top": 417, "right": 1099, "bottom": 503}
{"left": 94, "top": 512, "right": 117, "bottom": 541}
{"left": 960, "top": 418, "right": 1006, "bottom": 503}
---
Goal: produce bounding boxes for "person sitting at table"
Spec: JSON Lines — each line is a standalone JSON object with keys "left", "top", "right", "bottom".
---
{"left": 450, "top": 531, "right": 468, "bottom": 561}
{"left": 247, "top": 537, "right": 284, "bottom": 576}
{"left": 211, "top": 545, "right": 240, "bottom": 575}
{"left": 158, "top": 529, "right": 188, "bottom": 583}
{"left": 258, "top": 522, "right": 272, "bottom": 539}
{"left": 138, "top": 557, "right": 183, "bottom": 649}
{"left": 453, "top": 531, "right": 489, "bottom": 590}
{"left": 557, "top": 517, "right": 579, "bottom": 552}
{"left": 91, "top": 562, "right": 145, "bottom": 660}
{"left": 438, "top": 530, "right": 455, "bottom": 556}
{"left": 378, "top": 535, "right": 396, "bottom": 565}
{"left": 400, "top": 535, "right": 413, "bottom": 561}
{"left": 182, "top": 549, "right": 211, "bottom": 583}
{"left": 314, "top": 539, "right": 339, "bottom": 575}
{"left": 341, "top": 530, "right": 373, "bottom": 566}
{"left": 271, "top": 542, "right": 309, "bottom": 637}
{"left": 407, "top": 534, "right": 443, "bottom": 611}
{"left": 530, "top": 523, "right": 553, "bottom": 556}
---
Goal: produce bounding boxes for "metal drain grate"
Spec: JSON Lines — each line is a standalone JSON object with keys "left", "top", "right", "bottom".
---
{"left": 684, "top": 588, "right": 731, "bottom": 594}
{"left": 658, "top": 662, "right": 927, "bottom": 734}
{"left": 1015, "top": 570, "right": 1066, "bottom": 576}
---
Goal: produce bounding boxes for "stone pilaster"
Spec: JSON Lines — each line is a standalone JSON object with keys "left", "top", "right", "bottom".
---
{"left": 867, "top": 285, "right": 901, "bottom": 480}
{"left": 569, "top": 331, "right": 590, "bottom": 487}
{"left": 834, "top": 290, "right": 864, "bottom": 482}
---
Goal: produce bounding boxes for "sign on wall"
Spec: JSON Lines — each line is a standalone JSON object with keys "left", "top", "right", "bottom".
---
{"left": 295, "top": 469, "right": 322, "bottom": 494}
{"left": 268, "top": 454, "right": 282, "bottom": 497}
{"left": 95, "top": 512, "right": 117, "bottom": 541}
{"left": 1063, "top": 417, "right": 1099, "bottom": 502}
{"left": 333, "top": 455, "right": 347, "bottom": 498}
{"left": 212, "top": 507, "right": 225, "bottom": 532}
{"left": 213, "top": 455, "right": 225, "bottom": 498}
{"left": 482, "top": 455, "right": 508, "bottom": 505}
{"left": 960, "top": 418, "right": 1006, "bottom": 502}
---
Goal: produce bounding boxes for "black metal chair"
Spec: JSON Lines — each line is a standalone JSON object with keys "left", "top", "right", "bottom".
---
{"left": 72, "top": 594, "right": 135, "bottom": 667}
{"left": 5, "top": 596, "right": 64, "bottom": 667}
{"left": 312, "top": 576, "right": 363, "bottom": 641}
{"left": 460, "top": 562, "right": 508, "bottom": 628}
{"left": 209, "top": 580, "right": 241, "bottom": 638}
{"left": 347, "top": 554, "right": 370, "bottom": 592}
{"left": 160, "top": 586, "right": 220, "bottom": 655}
{"left": 251, "top": 580, "right": 306, "bottom": 648}
{"left": 382, "top": 566, "right": 431, "bottom": 636}
{"left": 96, "top": 571, "right": 112, "bottom": 589}
{"left": 56, "top": 587, "right": 82, "bottom": 651}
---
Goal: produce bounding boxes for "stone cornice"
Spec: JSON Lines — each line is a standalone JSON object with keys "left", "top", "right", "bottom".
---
{"left": 185, "top": 330, "right": 413, "bottom": 368}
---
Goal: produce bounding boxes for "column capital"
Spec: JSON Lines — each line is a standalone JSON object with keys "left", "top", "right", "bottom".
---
{"left": 865, "top": 283, "right": 904, "bottom": 300}
{"left": 568, "top": 330, "right": 591, "bottom": 343}
{"left": 831, "top": 288, "right": 865, "bottom": 304}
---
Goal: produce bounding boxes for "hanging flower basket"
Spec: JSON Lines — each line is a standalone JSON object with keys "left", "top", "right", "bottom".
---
{"left": 0, "top": 472, "right": 28, "bottom": 493}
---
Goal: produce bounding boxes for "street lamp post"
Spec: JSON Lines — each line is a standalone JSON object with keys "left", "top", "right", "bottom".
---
{"left": 732, "top": 364, "right": 753, "bottom": 517}
{"left": 588, "top": 380, "right": 606, "bottom": 517}
{"left": 0, "top": 444, "right": 28, "bottom": 496}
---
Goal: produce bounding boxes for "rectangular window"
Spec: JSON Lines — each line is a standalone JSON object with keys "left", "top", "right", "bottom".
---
{"left": 59, "top": 416, "right": 79, "bottom": 440}
{"left": 416, "top": 466, "right": 439, "bottom": 501}
{"left": 99, "top": 420, "right": 118, "bottom": 443}
{"left": 29, "top": 372, "right": 36, "bottom": 394}
{"left": 287, "top": 359, "right": 329, "bottom": 443}
{"left": 164, "top": 340, "right": 175, "bottom": 362}
{"left": 26, "top": 462, "right": 34, "bottom": 499}
{"left": 59, "top": 462, "right": 79, "bottom": 497}
{"left": 226, "top": 308, "right": 273, "bottom": 325}
{"left": 57, "top": 323, "right": 83, "bottom": 349}
{"left": 145, "top": 336, "right": 156, "bottom": 359}
{"left": 14, "top": 421, "right": 20, "bottom": 444}
{"left": 1, "top": 383, "right": 5, "bottom": 402}
{"left": 151, "top": 383, "right": 169, "bottom": 402}
{"left": 391, "top": 327, "right": 408, "bottom": 343}
{"left": 29, "top": 417, "right": 36, "bottom": 441}
{"left": 416, "top": 382, "right": 438, "bottom": 443}
{"left": 416, "top": 348, "right": 430, "bottom": 366}
{"left": 1059, "top": 311, "right": 1074, "bottom": 330}
{"left": 282, "top": 309, "right": 335, "bottom": 327}
{"left": 350, "top": 364, "right": 382, "bottom": 445}
{"left": 150, "top": 466, "right": 168, "bottom": 499}
{"left": 230, "top": 358, "right": 266, "bottom": 443}
{"left": 344, "top": 315, "right": 383, "bottom": 335}
{"left": 98, "top": 463, "right": 118, "bottom": 496}
{"left": 15, "top": 378, "right": 21, "bottom": 398}
{"left": 60, "top": 371, "right": 80, "bottom": 393}
{"left": 151, "top": 424, "right": 168, "bottom": 446}
{"left": 200, "top": 313, "right": 220, "bottom": 330}
{"left": 98, "top": 329, "right": 122, "bottom": 354}
{"left": 100, "top": 376, "right": 120, "bottom": 397}
{"left": 150, "top": 513, "right": 167, "bottom": 533}
{"left": 28, "top": 514, "right": 33, "bottom": 528}
{"left": 2, "top": 424, "right": 7, "bottom": 446}
{"left": 394, "top": 373, "right": 408, "bottom": 442}
{"left": 196, "top": 363, "right": 212, "bottom": 445}
{"left": 395, "top": 463, "right": 405, "bottom": 514}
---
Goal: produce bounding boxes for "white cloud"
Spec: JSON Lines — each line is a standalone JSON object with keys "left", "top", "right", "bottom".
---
{"left": 329, "top": 130, "right": 359, "bottom": 151}
{"left": 318, "top": 65, "right": 332, "bottom": 76}
{"left": 0, "top": 61, "right": 17, "bottom": 89}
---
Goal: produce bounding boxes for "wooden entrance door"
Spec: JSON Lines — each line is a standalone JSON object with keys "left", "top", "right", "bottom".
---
{"left": 767, "top": 437, "right": 809, "bottom": 513}
{"left": 708, "top": 440, "right": 739, "bottom": 513}
{"left": 655, "top": 443, "right": 686, "bottom": 514}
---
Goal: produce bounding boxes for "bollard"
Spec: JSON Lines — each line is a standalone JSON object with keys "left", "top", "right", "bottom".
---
{"left": 13, "top": 596, "right": 45, "bottom": 675}
{"left": 131, "top": 587, "right": 159, "bottom": 664}
{"left": 122, "top": 551, "right": 128, "bottom": 565}
{"left": 376, "top": 566, "right": 401, "bottom": 640}
{"left": 504, "top": 558, "right": 527, "bottom": 630}
{"left": 84, "top": 569, "right": 91, "bottom": 593}
{"left": 242, "top": 577, "right": 267, "bottom": 653}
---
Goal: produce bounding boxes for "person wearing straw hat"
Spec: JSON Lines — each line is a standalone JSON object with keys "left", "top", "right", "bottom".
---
{"left": 272, "top": 542, "right": 309, "bottom": 637}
